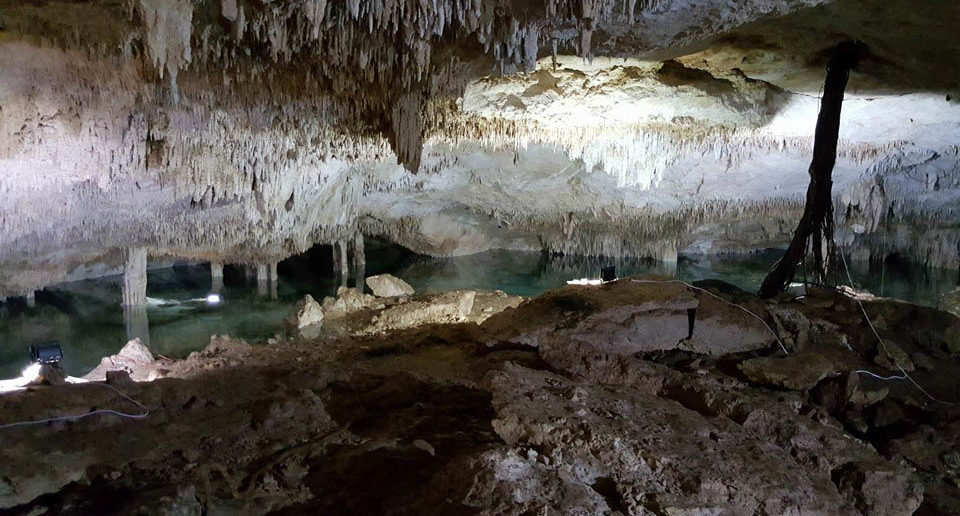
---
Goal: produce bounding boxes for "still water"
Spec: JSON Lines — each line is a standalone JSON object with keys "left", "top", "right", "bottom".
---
{"left": 1, "top": 244, "right": 956, "bottom": 378}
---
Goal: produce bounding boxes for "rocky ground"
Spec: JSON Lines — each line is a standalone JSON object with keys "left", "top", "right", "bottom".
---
{"left": 1, "top": 278, "right": 960, "bottom": 515}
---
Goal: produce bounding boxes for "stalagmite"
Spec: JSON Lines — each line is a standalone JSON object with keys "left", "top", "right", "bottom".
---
{"left": 122, "top": 248, "right": 148, "bottom": 307}
{"left": 25, "top": 291, "right": 36, "bottom": 308}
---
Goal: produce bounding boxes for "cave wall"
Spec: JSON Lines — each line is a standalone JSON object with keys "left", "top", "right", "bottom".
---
{"left": 0, "top": 0, "right": 958, "bottom": 295}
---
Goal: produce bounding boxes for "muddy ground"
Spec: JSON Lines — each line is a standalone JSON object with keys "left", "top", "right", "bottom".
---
{"left": 1, "top": 278, "right": 959, "bottom": 515}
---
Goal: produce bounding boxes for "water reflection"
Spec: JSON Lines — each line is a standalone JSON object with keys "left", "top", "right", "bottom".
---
{"left": 123, "top": 305, "right": 150, "bottom": 346}
{"left": 0, "top": 245, "right": 956, "bottom": 379}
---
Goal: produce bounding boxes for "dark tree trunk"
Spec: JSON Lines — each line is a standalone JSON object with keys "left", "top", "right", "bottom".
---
{"left": 759, "top": 41, "right": 867, "bottom": 298}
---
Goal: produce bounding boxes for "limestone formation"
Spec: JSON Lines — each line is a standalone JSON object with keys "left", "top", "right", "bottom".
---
{"left": 370, "top": 290, "right": 476, "bottom": 332}
{"left": 82, "top": 338, "right": 157, "bottom": 382}
{"left": 321, "top": 287, "right": 379, "bottom": 319}
{"left": 283, "top": 295, "right": 324, "bottom": 339}
{"left": 1, "top": 0, "right": 959, "bottom": 295}
{"left": 738, "top": 352, "right": 837, "bottom": 390}
{"left": 365, "top": 274, "right": 415, "bottom": 298}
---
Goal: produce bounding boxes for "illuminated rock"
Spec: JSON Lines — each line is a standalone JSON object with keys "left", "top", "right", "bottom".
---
{"left": 365, "top": 274, "right": 415, "bottom": 298}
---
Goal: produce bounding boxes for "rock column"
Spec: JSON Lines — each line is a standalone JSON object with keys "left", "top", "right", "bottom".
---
{"left": 25, "top": 291, "right": 36, "bottom": 308}
{"left": 338, "top": 239, "right": 349, "bottom": 288}
{"left": 124, "top": 304, "right": 150, "bottom": 346}
{"left": 210, "top": 262, "right": 224, "bottom": 293}
{"left": 352, "top": 233, "right": 365, "bottom": 290}
{"left": 257, "top": 263, "right": 269, "bottom": 297}
{"left": 269, "top": 262, "right": 278, "bottom": 300}
{"left": 332, "top": 242, "right": 341, "bottom": 276}
{"left": 122, "top": 247, "right": 148, "bottom": 306}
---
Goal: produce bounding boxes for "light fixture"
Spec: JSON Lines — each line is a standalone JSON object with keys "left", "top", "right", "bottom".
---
{"left": 205, "top": 293, "right": 222, "bottom": 305}
{"left": 30, "top": 342, "right": 63, "bottom": 365}
{"left": 601, "top": 266, "right": 617, "bottom": 282}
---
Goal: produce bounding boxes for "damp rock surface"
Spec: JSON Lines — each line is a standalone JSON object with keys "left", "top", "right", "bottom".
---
{"left": 2, "top": 280, "right": 959, "bottom": 513}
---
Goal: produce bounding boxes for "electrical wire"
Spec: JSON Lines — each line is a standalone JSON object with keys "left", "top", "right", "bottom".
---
{"left": 630, "top": 278, "right": 789, "bottom": 355}
{"left": 0, "top": 381, "right": 149, "bottom": 431}
{"left": 836, "top": 244, "right": 948, "bottom": 404}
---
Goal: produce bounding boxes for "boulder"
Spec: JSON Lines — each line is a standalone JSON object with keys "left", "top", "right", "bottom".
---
{"left": 322, "top": 287, "right": 378, "bottom": 319}
{"left": 738, "top": 352, "right": 836, "bottom": 390}
{"left": 769, "top": 306, "right": 811, "bottom": 351}
{"left": 366, "top": 274, "right": 415, "bottom": 297}
{"left": 873, "top": 340, "right": 915, "bottom": 372}
{"left": 283, "top": 294, "right": 324, "bottom": 338}
{"left": 371, "top": 290, "right": 476, "bottom": 332}
{"left": 83, "top": 338, "right": 156, "bottom": 382}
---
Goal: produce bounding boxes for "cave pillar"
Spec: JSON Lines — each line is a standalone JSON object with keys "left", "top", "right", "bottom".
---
{"left": 338, "top": 240, "right": 349, "bottom": 288}
{"left": 351, "top": 233, "right": 366, "bottom": 289}
{"left": 25, "top": 291, "right": 36, "bottom": 308}
{"left": 269, "top": 262, "right": 278, "bottom": 300}
{"left": 124, "top": 304, "right": 150, "bottom": 346}
{"left": 122, "top": 247, "right": 148, "bottom": 307}
{"left": 210, "top": 262, "right": 224, "bottom": 293}
{"left": 332, "top": 242, "right": 341, "bottom": 276}
{"left": 256, "top": 263, "right": 269, "bottom": 297}
{"left": 661, "top": 246, "right": 678, "bottom": 264}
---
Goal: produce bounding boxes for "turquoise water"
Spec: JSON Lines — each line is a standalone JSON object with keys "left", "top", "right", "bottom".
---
{"left": 1, "top": 245, "right": 956, "bottom": 378}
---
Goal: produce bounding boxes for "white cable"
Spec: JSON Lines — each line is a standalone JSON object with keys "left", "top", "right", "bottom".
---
{"left": 630, "top": 279, "right": 789, "bottom": 355}
{"left": 836, "top": 245, "right": 947, "bottom": 403}
{"left": 0, "top": 382, "right": 149, "bottom": 430}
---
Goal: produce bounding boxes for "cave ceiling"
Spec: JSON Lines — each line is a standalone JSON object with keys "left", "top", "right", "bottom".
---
{"left": 0, "top": 0, "right": 958, "bottom": 294}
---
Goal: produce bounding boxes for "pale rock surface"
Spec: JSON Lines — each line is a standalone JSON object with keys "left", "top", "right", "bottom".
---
{"left": 370, "top": 290, "right": 476, "bottom": 333}
{"left": 83, "top": 338, "right": 156, "bottom": 382}
{"left": 283, "top": 294, "right": 324, "bottom": 338}
{"left": 365, "top": 274, "right": 415, "bottom": 298}
{"left": 321, "top": 287, "right": 379, "bottom": 319}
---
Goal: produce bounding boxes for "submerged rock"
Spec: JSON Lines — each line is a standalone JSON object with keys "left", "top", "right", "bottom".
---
{"left": 83, "top": 338, "right": 156, "bottom": 382}
{"left": 365, "top": 274, "right": 415, "bottom": 298}
{"left": 283, "top": 294, "right": 324, "bottom": 338}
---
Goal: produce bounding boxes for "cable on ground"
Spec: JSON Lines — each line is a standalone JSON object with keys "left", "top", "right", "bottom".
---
{"left": 0, "top": 381, "right": 149, "bottom": 431}
{"left": 629, "top": 278, "right": 789, "bottom": 355}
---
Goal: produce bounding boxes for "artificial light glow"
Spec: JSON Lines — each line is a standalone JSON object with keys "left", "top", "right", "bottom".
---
{"left": 0, "top": 363, "right": 43, "bottom": 394}
{"left": 567, "top": 278, "right": 604, "bottom": 286}
{"left": 21, "top": 362, "right": 41, "bottom": 380}
{"left": 205, "top": 293, "right": 222, "bottom": 305}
